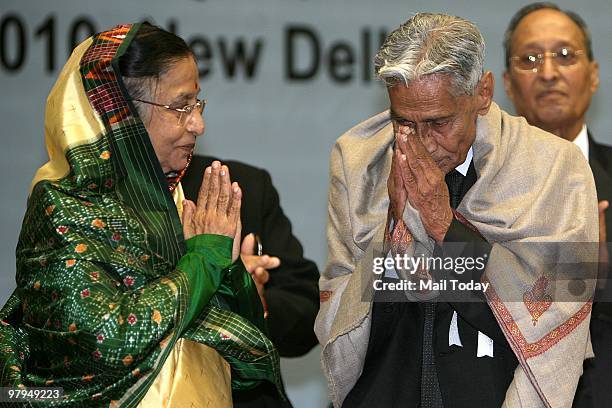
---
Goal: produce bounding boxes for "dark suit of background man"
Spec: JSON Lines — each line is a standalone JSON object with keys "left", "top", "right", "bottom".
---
{"left": 503, "top": 3, "right": 612, "bottom": 406}
{"left": 182, "top": 156, "right": 320, "bottom": 408}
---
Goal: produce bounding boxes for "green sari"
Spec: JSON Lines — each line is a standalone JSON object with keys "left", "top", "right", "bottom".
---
{"left": 0, "top": 23, "right": 283, "bottom": 406}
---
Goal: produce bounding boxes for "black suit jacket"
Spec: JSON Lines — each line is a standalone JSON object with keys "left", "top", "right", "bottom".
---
{"left": 588, "top": 135, "right": 612, "bottom": 318}
{"left": 181, "top": 156, "right": 320, "bottom": 408}
{"left": 589, "top": 136, "right": 612, "bottom": 205}
{"left": 573, "top": 136, "right": 612, "bottom": 408}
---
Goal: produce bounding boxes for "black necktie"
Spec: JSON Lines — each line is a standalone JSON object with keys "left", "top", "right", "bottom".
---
{"left": 420, "top": 170, "right": 465, "bottom": 408}
{"left": 445, "top": 169, "right": 465, "bottom": 210}
{"left": 420, "top": 301, "right": 444, "bottom": 408}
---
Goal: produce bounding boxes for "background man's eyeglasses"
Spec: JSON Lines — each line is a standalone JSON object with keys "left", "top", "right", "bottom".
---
{"left": 510, "top": 48, "right": 584, "bottom": 73}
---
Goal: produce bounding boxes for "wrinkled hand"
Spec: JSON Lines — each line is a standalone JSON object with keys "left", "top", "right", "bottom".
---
{"left": 241, "top": 233, "right": 280, "bottom": 285}
{"left": 599, "top": 200, "right": 609, "bottom": 267}
{"left": 240, "top": 233, "right": 280, "bottom": 317}
{"left": 395, "top": 126, "right": 452, "bottom": 243}
{"left": 388, "top": 144, "right": 408, "bottom": 222}
{"left": 182, "top": 161, "right": 242, "bottom": 259}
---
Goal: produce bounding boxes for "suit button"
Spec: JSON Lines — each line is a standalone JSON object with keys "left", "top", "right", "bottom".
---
{"left": 383, "top": 304, "right": 394, "bottom": 313}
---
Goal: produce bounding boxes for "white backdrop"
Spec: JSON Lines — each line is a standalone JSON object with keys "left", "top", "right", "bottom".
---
{"left": 1, "top": 1, "right": 611, "bottom": 406}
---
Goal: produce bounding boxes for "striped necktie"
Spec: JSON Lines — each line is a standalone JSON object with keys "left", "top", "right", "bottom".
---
{"left": 420, "top": 169, "right": 465, "bottom": 408}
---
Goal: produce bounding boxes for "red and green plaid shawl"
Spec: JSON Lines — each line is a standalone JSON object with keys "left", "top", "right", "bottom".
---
{"left": 0, "top": 23, "right": 283, "bottom": 406}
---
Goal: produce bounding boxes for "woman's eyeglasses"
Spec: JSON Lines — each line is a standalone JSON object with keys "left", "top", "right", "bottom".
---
{"left": 132, "top": 98, "right": 206, "bottom": 126}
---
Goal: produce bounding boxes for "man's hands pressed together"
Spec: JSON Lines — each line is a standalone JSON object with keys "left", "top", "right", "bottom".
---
{"left": 391, "top": 125, "right": 453, "bottom": 243}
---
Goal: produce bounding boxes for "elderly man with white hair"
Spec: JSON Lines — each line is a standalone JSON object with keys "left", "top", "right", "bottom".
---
{"left": 316, "top": 13, "right": 598, "bottom": 408}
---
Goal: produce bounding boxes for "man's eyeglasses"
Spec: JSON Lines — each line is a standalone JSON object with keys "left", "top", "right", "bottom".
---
{"left": 132, "top": 98, "right": 206, "bottom": 126}
{"left": 510, "top": 47, "right": 584, "bottom": 73}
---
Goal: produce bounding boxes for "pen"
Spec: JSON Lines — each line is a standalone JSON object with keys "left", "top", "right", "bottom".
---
{"left": 254, "top": 234, "right": 268, "bottom": 318}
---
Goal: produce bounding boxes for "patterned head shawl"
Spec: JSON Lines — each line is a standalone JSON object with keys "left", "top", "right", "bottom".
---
{"left": 0, "top": 23, "right": 283, "bottom": 406}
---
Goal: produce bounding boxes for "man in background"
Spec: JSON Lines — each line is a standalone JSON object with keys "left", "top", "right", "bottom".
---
{"left": 503, "top": 3, "right": 612, "bottom": 405}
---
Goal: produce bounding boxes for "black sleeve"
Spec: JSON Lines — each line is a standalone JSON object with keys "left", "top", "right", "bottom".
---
{"left": 255, "top": 169, "right": 320, "bottom": 357}
{"left": 437, "top": 218, "right": 508, "bottom": 345}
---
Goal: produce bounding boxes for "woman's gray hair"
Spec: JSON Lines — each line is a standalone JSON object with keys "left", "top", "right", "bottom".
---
{"left": 123, "top": 77, "right": 156, "bottom": 122}
{"left": 374, "top": 13, "right": 485, "bottom": 96}
{"left": 119, "top": 22, "right": 194, "bottom": 123}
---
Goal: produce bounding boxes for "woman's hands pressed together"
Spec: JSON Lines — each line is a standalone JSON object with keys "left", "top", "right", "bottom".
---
{"left": 182, "top": 161, "right": 242, "bottom": 260}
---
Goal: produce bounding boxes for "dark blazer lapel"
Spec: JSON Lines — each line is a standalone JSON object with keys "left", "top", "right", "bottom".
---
{"left": 588, "top": 135, "right": 612, "bottom": 255}
{"left": 589, "top": 155, "right": 612, "bottom": 203}
{"left": 588, "top": 135, "right": 612, "bottom": 203}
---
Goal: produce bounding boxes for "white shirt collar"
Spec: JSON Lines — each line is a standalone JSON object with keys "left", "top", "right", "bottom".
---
{"left": 573, "top": 124, "right": 589, "bottom": 160}
{"left": 455, "top": 147, "right": 473, "bottom": 176}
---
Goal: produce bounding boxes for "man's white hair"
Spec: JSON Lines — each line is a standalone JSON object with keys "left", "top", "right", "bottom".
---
{"left": 374, "top": 13, "right": 485, "bottom": 95}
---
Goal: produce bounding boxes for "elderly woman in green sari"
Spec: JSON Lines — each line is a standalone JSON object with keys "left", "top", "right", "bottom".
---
{"left": 0, "top": 22, "right": 283, "bottom": 406}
